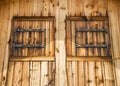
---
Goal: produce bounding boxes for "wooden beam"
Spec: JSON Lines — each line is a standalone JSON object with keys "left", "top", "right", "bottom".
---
{"left": 67, "top": 56, "right": 112, "bottom": 61}
{"left": 55, "top": 0, "right": 68, "bottom": 86}
{"left": 66, "top": 16, "right": 108, "bottom": 21}
{"left": 10, "top": 56, "right": 54, "bottom": 61}
{"left": 13, "top": 16, "right": 55, "bottom": 21}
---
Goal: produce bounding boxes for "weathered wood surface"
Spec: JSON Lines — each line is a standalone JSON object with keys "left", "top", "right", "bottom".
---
{"left": 6, "top": 61, "right": 55, "bottom": 86}
{"left": 0, "top": 0, "right": 120, "bottom": 86}
{"left": 66, "top": 61, "right": 115, "bottom": 86}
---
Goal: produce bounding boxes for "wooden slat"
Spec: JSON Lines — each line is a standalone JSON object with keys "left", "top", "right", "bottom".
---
{"left": 113, "top": 59, "right": 120, "bottom": 86}
{"left": 22, "top": 62, "right": 29, "bottom": 86}
{"left": 13, "top": 62, "right": 23, "bottom": 86}
{"left": 31, "top": 62, "right": 40, "bottom": 86}
{"left": 10, "top": 56, "right": 54, "bottom": 61}
{"left": 78, "top": 62, "right": 84, "bottom": 86}
{"left": 85, "top": 62, "right": 89, "bottom": 86}
{"left": 10, "top": 56, "right": 111, "bottom": 61}
{"left": 6, "top": 62, "right": 14, "bottom": 86}
{"left": 67, "top": 56, "right": 112, "bottom": 61}
{"left": 67, "top": 62, "right": 73, "bottom": 86}
{"left": 95, "top": 62, "right": 104, "bottom": 86}
{"left": 72, "top": 62, "right": 78, "bottom": 86}
{"left": 88, "top": 62, "right": 96, "bottom": 86}
{"left": 13, "top": 16, "right": 55, "bottom": 21}
{"left": 103, "top": 62, "right": 115, "bottom": 86}
{"left": 66, "top": 20, "right": 72, "bottom": 56}
{"left": 41, "top": 62, "right": 48, "bottom": 86}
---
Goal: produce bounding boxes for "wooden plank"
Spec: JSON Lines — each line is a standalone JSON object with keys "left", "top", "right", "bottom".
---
{"left": 41, "top": 5, "right": 50, "bottom": 84}
{"left": 85, "top": 62, "right": 89, "bottom": 86}
{"left": 31, "top": 62, "right": 40, "bottom": 86}
{"left": 72, "top": 62, "right": 78, "bottom": 86}
{"left": 49, "top": 0, "right": 56, "bottom": 16}
{"left": 13, "top": 16, "right": 55, "bottom": 21}
{"left": 71, "top": 21, "right": 76, "bottom": 56}
{"left": 76, "top": 21, "right": 86, "bottom": 56}
{"left": 66, "top": 20, "right": 72, "bottom": 56}
{"left": 67, "top": 56, "right": 112, "bottom": 61}
{"left": 98, "top": 0, "right": 108, "bottom": 16}
{"left": 108, "top": 0, "right": 120, "bottom": 57}
{"left": 6, "top": 62, "right": 14, "bottom": 86}
{"left": 55, "top": 0, "right": 68, "bottom": 85}
{"left": 88, "top": 62, "right": 96, "bottom": 86}
{"left": 12, "top": 62, "right": 23, "bottom": 86}
{"left": 95, "top": 62, "right": 104, "bottom": 86}
{"left": 28, "top": 0, "right": 34, "bottom": 16}
{"left": 67, "top": 62, "right": 73, "bottom": 86}
{"left": 113, "top": 59, "right": 120, "bottom": 86}
{"left": 22, "top": 62, "right": 29, "bottom": 86}
{"left": 50, "top": 21, "right": 55, "bottom": 56}
{"left": 41, "top": 61, "right": 49, "bottom": 86}
{"left": 0, "top": 1, "right": 10, "bottom": 86}
{"left": 19, "top": 0, "right": 25, "bottom": 16}
{"left": 103, "top": 62, "right": 115, "bottom": 86}
{"left": 78, "top": 62, "right": 84, "bottom": 86}
{"left": 10, "top": 56, "right": 54, "bottom": 61}
{"left": 48, "top": 62, "right": 55, "bottom": 86}
{"left": 87, "top": 21, "right": 93, "bottom": 56}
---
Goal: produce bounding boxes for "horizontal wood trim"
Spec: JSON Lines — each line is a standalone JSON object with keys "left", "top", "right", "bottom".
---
{"left": 13, "top": 16, "right": 55, "bottom": 21}
{"left": 10, "top": 56, "right": 112, "bottom": 62}
{"left": 10, "top": 56, "right": 55, "bottom": 62}
{"left": 67, "top": 56, "right": 112, "bottom": 61}
{"left": 66, "top": 16, "right": 108, "bottom": 21}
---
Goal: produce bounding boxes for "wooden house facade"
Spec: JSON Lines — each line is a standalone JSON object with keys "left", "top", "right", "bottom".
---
{"left": 0, "top": 0, "right": 120, "bottom": 86}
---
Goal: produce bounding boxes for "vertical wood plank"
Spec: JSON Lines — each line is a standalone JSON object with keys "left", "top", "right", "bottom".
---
{"left": 13, "top": 62, "right": 23, "bottom": 86}
{"left": 78, "top": 62, "right": 84, "bottom": 86}
{"left": 55, "top": 0, "right": 68, "bottom": 86}
{"left": 88, "top": 62, "right": 96, "bottom": 86}
{"left": 22, "top": 62, "right": 29, "bottom": 86}
{"left": 6, "top": 62, "right": 14, "bottom": 86}
{"left": 0, "top": 1, "right": 10, "bottom": 86}
{"left": 31, "top": 62, "right": 40, "bottom": 86}
{"left": 104, "top": 62, "right": 115, "bottom": 86}
{"left": 66, "top": 21, "right": 72, "bottom": 56}
{"left": 72, "top": 62, "right": 78, "bottom": 86}
{"left": 67, "top": 62, "right": 73, "bottom": 86}
{"left": 95, "top": 62, "right": 104, "bottom": 86}
{"left": 85, "top": 62, "right": 89, "bottom": 86}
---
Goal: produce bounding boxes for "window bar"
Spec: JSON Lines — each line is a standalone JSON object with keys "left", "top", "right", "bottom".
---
{"left": 76, "top": 28, "right": 108, "bottom": 33}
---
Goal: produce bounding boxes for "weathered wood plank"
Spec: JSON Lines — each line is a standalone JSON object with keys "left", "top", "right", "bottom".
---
{"left": 88, "top": 62, "right": 96, "bottom": 86}
{"left": 103, "top": 62, "right": 115, "bottom": 86}
{"left": 55, "top": 0, "right": 68, "bottom": 86}
{"left": 6, "top": 62, "right": 14, "bottom": 86}
{"left": 67, "top": 62, "right": 73, "bottom": 86}
{"left": 72, "top": 62, "right": 78, "bottom": 86}
{"left": 31, "top": 62, "right": 40, "bottom": 86}
{"left": 78, "top": 62, "right": 84, "bottom": 86}
{"left": 22, "top": 62, "right": 29, "bottom": 86}
{"left": 13, "top": 62, "right": 23, "bottom": 86}
{"left": 95, "top": 62, "right": 104, "bottom": 86}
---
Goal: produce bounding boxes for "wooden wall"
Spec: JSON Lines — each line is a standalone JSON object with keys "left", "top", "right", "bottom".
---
{"left": 0, "top": 0, "right": 120, "bottom": 86}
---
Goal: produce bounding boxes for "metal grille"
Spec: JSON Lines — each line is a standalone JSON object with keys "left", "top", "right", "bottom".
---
{"left": 11, "top": 27, "right": 46, "bottom": 57}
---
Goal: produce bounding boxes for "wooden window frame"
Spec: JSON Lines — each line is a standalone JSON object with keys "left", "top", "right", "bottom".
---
{"left": 66, "top": 16, "right": 112, "bottom": 61}
{"left": 10, "top": 16, "right": 55, "bottom": 61}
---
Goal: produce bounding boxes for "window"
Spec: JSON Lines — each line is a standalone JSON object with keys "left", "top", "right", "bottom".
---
{"left": 66, "top": 16, "right": 111, "bottom": 57}
{"left": 10, "top": 16, "right": 55, "bottom": 57}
